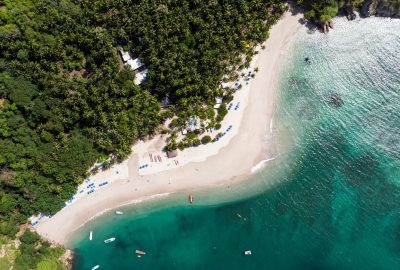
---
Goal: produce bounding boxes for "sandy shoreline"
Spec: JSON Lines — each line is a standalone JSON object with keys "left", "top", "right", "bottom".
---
{"left": 35, "top": 8, "right": 304, "bottom": 245}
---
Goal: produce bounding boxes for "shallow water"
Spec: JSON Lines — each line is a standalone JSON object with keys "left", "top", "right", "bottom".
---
{"left": 71, "top": 16, "right": 400, "bottom": 270}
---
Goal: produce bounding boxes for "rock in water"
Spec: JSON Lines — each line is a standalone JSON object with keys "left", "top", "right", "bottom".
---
{"left": 324, "top": 22, "right": 330, "bottom": 33}
{"left": 329, "top": 92, "right": 344, "bottom": 108}
{"left": 345, "top": 6, "right": 357, "bottom": 20}
{"left": 361, "top": 0, "right": 400, "bottom": 18}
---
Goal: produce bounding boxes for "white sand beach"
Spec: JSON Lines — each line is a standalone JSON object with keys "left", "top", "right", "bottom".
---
{"left": 35, "top": 8, "right": 304, "bottom": 245}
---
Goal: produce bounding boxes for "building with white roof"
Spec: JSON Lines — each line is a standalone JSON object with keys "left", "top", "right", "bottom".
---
{"left": 221, "top": 82, "right": 231, "bottom": 89}
{"left": 214, "top": 97, "right": 223, "bottom": 109}
{"left": 126, "top": 58, "right": 144, "bottom": 70}
{"left": 119, "top": 49, "right": 131, "bottom": 63}
{"left": 134, "top": 69, "right": 148, "bottom": 85}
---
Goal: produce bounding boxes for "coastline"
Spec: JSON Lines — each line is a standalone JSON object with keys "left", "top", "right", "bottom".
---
{"left": 35, "top": 8, "right": 305, "bottom": 245}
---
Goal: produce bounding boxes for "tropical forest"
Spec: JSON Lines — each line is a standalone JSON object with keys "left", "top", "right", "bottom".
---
{"left": 0, "top": 0, "right": 289, "bottom": 268}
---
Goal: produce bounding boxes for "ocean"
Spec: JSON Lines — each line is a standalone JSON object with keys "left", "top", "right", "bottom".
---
{"left": 70, "top": 16, "right": 400, "bottom": 270}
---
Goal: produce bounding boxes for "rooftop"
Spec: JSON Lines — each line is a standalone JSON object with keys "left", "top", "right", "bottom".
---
{"left": 214, "top": 97, "right": 223, "bottom": 109}
{"left": 119, "top": 50, "right": 131, "bottom": 62}
{"left": 221, "top": 82, "right": 231, "bottom": 89}
{"left": 134, "top": 69, "right": 148, "bottom": 85}
{"left": 126, "top": 58, "right": 144, "bottom": 70}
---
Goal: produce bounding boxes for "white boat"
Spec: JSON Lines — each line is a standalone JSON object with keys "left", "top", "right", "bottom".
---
{"left": 92, "top": 265, "right": 100, "bottom": 270}
{"left": 244, "top": 250, "right": 252, "bottom": 256}
{"left": 189, "top": 194, "right": 193, "bottom": 204}
{"left": 115, "top": 211, "right": 123, "bottom": 215}
{"left": 104, "top": 237, "right": 116, "bottom": 243}
{"left": 89, "top": 231, "right": 93, "bottom": 241}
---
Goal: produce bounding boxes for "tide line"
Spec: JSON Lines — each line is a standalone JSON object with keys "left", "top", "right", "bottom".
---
{"left": 251, "top": 157, "right": 276, "bottom": 174}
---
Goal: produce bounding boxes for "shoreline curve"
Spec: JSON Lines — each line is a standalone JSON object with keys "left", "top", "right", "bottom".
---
{"left": 35, "top": 8, "right": 305, "bottom": 245}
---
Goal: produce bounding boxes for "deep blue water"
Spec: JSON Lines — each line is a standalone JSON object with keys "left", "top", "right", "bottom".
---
{"left": 71, "top": 16, "right": 400, "bottom": 269}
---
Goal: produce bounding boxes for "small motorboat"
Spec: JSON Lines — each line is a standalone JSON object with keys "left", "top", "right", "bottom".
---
{"left": 244, "top": 250, "right": 252, "bottom": 256}
{"left": 104, "top": 237, "right": 116, "bottom": 243}
{"left": 115, "top": 210, "right": 123, "bottom": 215}
{"left": 89, "top": 231, "right": 93, "bottom": 241}
{"left": 135, "top": 250, "right": 146, "bottom": 256}
{"left": 236, "top": 213, "right": 242, "bottom": 219}
{"left": 92, "top": 265, "right": 100, "bottom": 270}
{"left": 189, "top": 194, "right": 193, "bottom": 204}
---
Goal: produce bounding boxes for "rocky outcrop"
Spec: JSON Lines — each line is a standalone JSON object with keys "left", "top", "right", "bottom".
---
{"left": 322, "top": 20, "right": 334, "bottom": 33}
{"left": 329, "top": 92, "right": 344, "bottom": 108}
{"left": 344, "top": 4, "right": 357, "bottom": 20}
{"left": 361, "top": 0, "right": 400, "bottom": 18}
{"left": 60, "top": 249, "right": 74, "bottom": 270}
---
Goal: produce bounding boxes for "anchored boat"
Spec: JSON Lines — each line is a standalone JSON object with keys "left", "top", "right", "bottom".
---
{"left": 91, "top": 265, "right": 100, "bottom": 270}
{"left": 135, "top": 249, "right": 146, "bottom": 257}
{"left": 89, "top": 231, "right": 93, "bottom": 241}
{"left": 135, "top": 250, "right": 146, "bottom": 256}
{"left": 115, "top": 210, "right": 123, "bottom": 215}
{"left": 189, "top": 194, "right": 193, "bottom": 204}
{"left": 104, "top": 237, "right": 116, "bottom": 243}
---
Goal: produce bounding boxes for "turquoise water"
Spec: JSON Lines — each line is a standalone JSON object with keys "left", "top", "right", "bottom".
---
{"left": 71, "top": 17, "right": 400, "bottom": 269}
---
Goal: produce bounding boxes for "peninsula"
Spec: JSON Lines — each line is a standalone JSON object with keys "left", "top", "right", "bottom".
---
{"left": 1, "top": 0, "right": 399, "bottom": 269}
{"left": 35, "top": 8, "right": 304, "bottom": 245}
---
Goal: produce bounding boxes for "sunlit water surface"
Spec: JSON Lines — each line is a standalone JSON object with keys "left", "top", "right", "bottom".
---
{"left": 71, "top": 16, "right": 400, "bottom": 270}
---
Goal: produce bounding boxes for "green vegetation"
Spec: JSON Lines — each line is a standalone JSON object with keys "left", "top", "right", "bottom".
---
{"left": 0, "top": 236, "right": 17, "bottom": 270}
{"left": 201, "top": 135, "right": 212, "bottom": 144}
{"left": 0, "top": 0, "right": 162, "bottom": 239}
{"left": 0, "top": 0, "right": 287, "bottom": 267}
{"left": 300, "top": 0, "right": 338, "bottom": 23}
{"left": 0, "top": 232, "right": 66, "bottom": 270}
{"left": 216, "top": 104, "right": 228, "bottom": 123}
{"left": 297, "top": 0, "right": 364, "bottom": 23}
{"left": 14, "top": 231, "right": 66, "bottom": 270}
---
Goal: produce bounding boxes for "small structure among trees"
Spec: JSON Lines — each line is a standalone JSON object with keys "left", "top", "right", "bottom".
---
{"left": 126, "top": 58, "right": 144, "bottom": 71}
{"left": 134, "top": 69, "right": 148, "bottom": 85}
{"left": 119, "top": 49, "right": 131, "bottom": 63}
{"left": 214, "top": 97, "right": 223, "bottom": 109}
{"left": 119, "top": 49, "right": 146, "bottom": 83}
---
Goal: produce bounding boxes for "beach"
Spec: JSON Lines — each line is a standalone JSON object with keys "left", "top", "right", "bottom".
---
{"left": 35, "top": 8, "right": 304, "bottom": 245}
{"left": 70, "top": 13, "right": 400, "bottom": 269}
